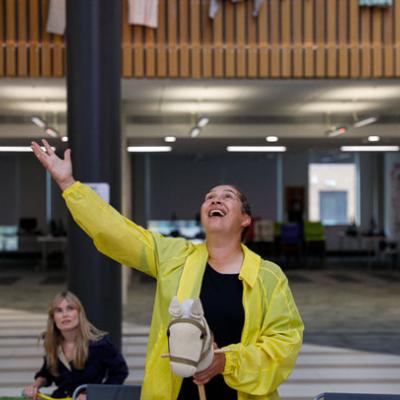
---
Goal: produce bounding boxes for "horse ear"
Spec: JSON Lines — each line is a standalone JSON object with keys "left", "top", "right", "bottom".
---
{"left": 189, "top": 299, "right": 204, "bottom": 319}
{"left": 169, "top": 296, "right": 183, "bottom": 318}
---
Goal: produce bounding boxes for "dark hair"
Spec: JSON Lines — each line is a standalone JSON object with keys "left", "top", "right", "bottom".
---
{"left": 233, "top": 186, "right": 252, "bottom": 218}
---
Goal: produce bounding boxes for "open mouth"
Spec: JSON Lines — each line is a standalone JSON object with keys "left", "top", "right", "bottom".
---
{"left": 208, "top": 209, "right": 226, "bottom": 217}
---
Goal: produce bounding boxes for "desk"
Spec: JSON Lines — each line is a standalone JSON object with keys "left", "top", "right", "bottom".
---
{"left": 37, "top": 235, "right": 67, "bottom": 270}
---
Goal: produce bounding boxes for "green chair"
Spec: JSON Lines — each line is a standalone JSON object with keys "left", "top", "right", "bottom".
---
{"left": 304, "top": 221, "right": 325, "bottom": 267}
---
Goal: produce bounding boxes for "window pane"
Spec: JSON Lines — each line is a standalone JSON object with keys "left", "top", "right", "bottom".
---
{"left": 309, "top": 163, "right": 356, "bottom": 225}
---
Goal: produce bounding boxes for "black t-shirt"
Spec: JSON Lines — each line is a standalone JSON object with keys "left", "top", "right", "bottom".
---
{"left": 178, "top": 263, "right": 244, "bottom": 400}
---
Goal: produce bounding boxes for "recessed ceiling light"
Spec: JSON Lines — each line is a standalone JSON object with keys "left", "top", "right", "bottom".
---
{"left": 367, "top": 136, "right": 380, "bottom": 142}
{"left": 45, "top": 127, "right": 59, "bottom": 138}
{"left": 189, "top": 127, "right": 201, "bottom": 138}
{"left": 31, "top": 116, "right": 46, "bottom": 128}
{"left": 341, "top": 146, "right": 399, "bottom": 152}
{"left": 266, "top": 136, "right": 278, "bottom": 142}
{"left": 353, "top": 117, "right": 378, "bottom": 128}
{"left": 127, "top": 146, "right": 172, "bottom": 152}
{"left": 164, "top": 136, "right": 176, "bottom": 143}
{"left": 227, "top": 146, "right": 286, "bottom": 152}
{"left": 197, "top": 117, "right": 210, "bottom": 128}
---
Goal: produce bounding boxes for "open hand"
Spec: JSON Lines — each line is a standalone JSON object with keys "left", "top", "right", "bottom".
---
{"left": 31, "top": 139, "right": 75, "bottom": 191}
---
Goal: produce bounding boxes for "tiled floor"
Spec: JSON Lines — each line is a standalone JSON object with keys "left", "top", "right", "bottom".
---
{"left": 0, "top": 263, "right": 399, "bottom": 399}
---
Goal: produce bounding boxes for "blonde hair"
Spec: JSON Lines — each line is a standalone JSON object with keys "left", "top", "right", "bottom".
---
{"left": 43, "top": 291, "right": 106, "bottom": 375}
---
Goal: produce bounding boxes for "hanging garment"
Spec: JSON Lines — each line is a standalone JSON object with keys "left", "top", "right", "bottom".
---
{"left": 128, "top": 0, "right": 159, "bottom": 28}
{"left": 46, "top": 0, "right": 66, "bottom": 35}
{"left": 209, "top": 0, "right": 264, "bottom": 19}
{"left": 359, "top": 0, "right": 392, "bottom": 5}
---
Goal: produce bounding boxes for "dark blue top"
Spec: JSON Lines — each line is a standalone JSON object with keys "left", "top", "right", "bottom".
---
{"left": 35, "top": 335, "right": 129, "bottom": 398}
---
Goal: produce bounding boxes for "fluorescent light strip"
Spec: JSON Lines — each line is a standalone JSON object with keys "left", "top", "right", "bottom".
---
{"left": 189, "top": 127, "right": 201, "bottom": 138}
{"left": 197, "top": 117, "right": 210, "bottom": 128}
{"left": 127, "top": 146, "right": 172, "bottom": 152}
{"left": 31, "top": 116, "right": 46, "bottom": 128}
{"left": 0, "top": 146, "right": 55, "bottom": 152}
{"left": 353, "top": 117, "right": 378, "bottom": 128}
{"left": 227, "top": 146, "right": 286, "bottom": 152}
{"left": 341, "top": 146, "right": 399, "bottom": 152}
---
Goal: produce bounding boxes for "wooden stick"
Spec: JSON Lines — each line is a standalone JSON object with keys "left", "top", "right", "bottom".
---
{"left": 161, "top": 353, "right": 170, "bottom": 358}
{"left": 197, "top": 383, "right": 206, "bottom": 400}
{"left": 213, "top": 348, "right": 231, "bottom": 354}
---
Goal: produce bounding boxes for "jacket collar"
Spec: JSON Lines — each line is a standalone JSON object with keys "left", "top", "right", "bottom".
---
{"left": 238, "top": 244, "right": 261, "bottom": 288}
{"left": 177, "top": 242, "right": 261, "bottom": 302}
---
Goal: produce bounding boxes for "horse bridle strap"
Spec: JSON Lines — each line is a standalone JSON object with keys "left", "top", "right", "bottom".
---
{"left": 167, "top": 317, "right": 212, "bottom": 367}
{"left": 168, "top": 317, "right": 207, "bottom": 335}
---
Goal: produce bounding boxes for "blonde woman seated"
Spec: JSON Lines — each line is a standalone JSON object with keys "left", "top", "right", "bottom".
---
{"left": 23, "top": 291, "right": 129, "bottom": 400}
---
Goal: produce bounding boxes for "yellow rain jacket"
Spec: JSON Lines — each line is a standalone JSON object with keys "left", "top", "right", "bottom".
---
{"left": 63, "top": 182, "right": 304, "bottom": 400}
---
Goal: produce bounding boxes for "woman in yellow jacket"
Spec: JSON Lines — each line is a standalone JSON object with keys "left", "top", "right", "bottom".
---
{"left": 31, "top": 139, "right": 304, "bottom": 400}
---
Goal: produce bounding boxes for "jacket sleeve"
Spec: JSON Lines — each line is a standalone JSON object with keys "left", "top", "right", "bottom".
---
{"left": 34, "top": 357, "right": 54, "bottom": 387}
{"left": 222, "top": 276, "right": 304, "bottom": 396}
{"left": 99, "top": 337, "right": 129, "bottom": 385}
{"left": 62, "top": 181, "right": 190, "bottom": 278}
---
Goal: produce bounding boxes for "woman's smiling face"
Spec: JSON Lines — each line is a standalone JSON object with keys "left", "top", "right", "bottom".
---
{"left": 200, "top": 185, "right": 251, "bottom": 237}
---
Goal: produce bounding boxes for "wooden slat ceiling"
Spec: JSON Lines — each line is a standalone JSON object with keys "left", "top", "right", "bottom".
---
{"left": 1, "top": 0, "right": 400, "bottom": 78}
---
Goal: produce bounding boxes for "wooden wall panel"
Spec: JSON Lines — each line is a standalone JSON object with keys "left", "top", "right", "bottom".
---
{"left": 327, "top": 0, "right": 337, "bottom": 77}
{"left": 236, "top": 1, "right": 246, "bottom": 78}
{"left": 17, "top": 0, "right": 27, "bottom": 76}
{"left": 179, "top": 0, "right": 190, "bottom": 77}
{"left": 372, "top": 7, "right": 383, "bottom": 77}
{"left": 190, "top": 0, "right": 201, "bottom": 78}
{"left": 350, "top": 0, "right": 360, "bottom": 77}
{"left": 6, "top": 0, "right": 16, "bottom": 76}
{"left": 156, "top": 0, "right": 167, "bottom": 77}
{"left": 396, "top": 0, "right": 400, "bottom": 76}
{"left": 213, "top": 2, "right": 223, "bottom": 78}
{"left": 338, "top": 0, "right": 349, "bottom": 77}
{"left": 315, "top": 0, "right": 326, "bottom": 77}
{"left": 304, "top": 0, "right": 314, "bottom": 77}
{"left": 281, "top": 0, "right": 291, "bottom": 78}
{"left": 1, "top": 0, "right": 400, "bottom": 78}
{"left": 41, "top": 0, "right": 52, "bottom": 77}
{"left": 270, "top": 0, "right": 280, "bottom": 77}
{"left": 383, "top": 6, "right": 394, "bottom": 77}
{"left": 28, "top": 0, "right": 39, "bottom": 76}
{"left": 145, "top": 26, "right": 156, "bottom": 77}
{"left": 293, "top": 0, "right": 303, "bottom": 78}
{"left": 122, "top": 0, "right": 132, "bottom": 77}
{"left": 360, "top": 7, "right": 372, "bottom": 77}
{"left": 225, "top": 1, "right": 235, "bottom": 77}
{"left": 167, "top": 0, "right": 178, "bottom": 77}
{"left": 247, "top": 0, "right": 258, "bottom": 78}
{"left": 0, "top": 0, "right": 4, "bottom": 76}
{"left": 201, "top": 0, "right": 213, "bottom": 78}
{"left": 258, "top": 0, "right": 269, "bottom": 78}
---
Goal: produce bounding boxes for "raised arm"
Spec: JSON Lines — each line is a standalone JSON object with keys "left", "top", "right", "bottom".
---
{"left": 31, "top": 139, "right": 76, "bottom": 192}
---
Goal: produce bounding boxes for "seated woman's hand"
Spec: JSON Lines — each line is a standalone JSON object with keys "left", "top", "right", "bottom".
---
{"left": 23, "top": 384, "right": 40, "bottom": 399}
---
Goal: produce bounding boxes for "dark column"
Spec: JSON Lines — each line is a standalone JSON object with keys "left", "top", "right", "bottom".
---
{"left": 66, "top": 1, "right": 122, "bottom": 347}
